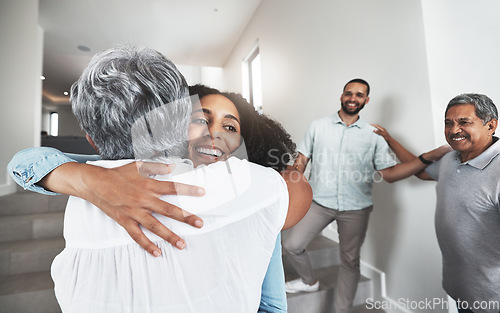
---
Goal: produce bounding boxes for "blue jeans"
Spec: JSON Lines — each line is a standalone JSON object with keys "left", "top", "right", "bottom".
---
{"left": 259, "top": 233, "right": 287, "bottom": 313}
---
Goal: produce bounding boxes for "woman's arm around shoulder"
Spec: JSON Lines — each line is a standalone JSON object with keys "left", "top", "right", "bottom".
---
{"left": 7, "top": 146, "right": 206, "bottom": 256}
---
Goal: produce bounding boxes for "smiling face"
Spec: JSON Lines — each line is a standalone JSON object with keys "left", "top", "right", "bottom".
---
{"left": 188, "top": 94, "right": 242, "bottom": 167}
{"left": 444, "top": 104, "right": 497, "bottom": 161}
{"left": 340, "top": 82, "right": 370, "bottom": 115}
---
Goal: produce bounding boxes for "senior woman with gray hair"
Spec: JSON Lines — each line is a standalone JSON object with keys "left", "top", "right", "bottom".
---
{"left": 71, "top": 46, "right": 191, "bottom": 161}
{"left": 47, "top": 45, "right": 292, "bottom": 313}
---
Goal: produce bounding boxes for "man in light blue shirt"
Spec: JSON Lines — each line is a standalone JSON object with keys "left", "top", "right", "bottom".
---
{"left": 282, "top": 78, "right": 447, "bottom": 313}
{"left": 299, "top": 111, "right": 396, "bottom": 211}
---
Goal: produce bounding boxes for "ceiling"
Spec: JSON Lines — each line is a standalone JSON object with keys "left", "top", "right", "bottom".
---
{"left": 39, "top": 0, "right": 262, "bottom": 106}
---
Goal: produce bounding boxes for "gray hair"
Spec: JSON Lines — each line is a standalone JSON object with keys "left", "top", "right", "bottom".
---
{"left": 71, "top": 45, "right": 191, "bottom": 160}
{"left": 445, "top": 93, "right": 498, "bottom": 124}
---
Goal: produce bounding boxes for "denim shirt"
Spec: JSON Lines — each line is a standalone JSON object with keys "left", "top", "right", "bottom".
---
{"left": 7, "top": 147, "right": 287, "bottom": 313}
{"left": 7, "top": 147, "right": 100, "bottom": 195}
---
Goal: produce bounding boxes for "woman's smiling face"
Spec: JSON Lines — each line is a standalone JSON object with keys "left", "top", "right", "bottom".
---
{"left": 188, "top": 94, "right": 242, "bottom": 167}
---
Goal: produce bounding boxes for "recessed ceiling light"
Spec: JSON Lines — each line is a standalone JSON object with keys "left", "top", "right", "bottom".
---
{"left": 64, "top": 91, "right": 69, "bottom": 96}
{"left": 40, "top": 75, "right": 45, "bottom": 80}
{"left": 77, "top": 45, "right": 91, "bottom": 52}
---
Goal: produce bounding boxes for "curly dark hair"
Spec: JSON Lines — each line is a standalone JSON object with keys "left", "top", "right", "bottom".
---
{"left": 189, "top": 84, "right": 296, "bottom": 172}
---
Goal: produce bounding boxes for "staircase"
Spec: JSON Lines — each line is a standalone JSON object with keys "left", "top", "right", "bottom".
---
{"left": 0, "top": 191, "right": 67, "bottom": 313}
{"left": 283, "top": 232, "right": 381, "bottom": 313}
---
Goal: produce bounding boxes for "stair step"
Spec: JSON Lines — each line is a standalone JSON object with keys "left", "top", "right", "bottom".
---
{"left": 0, "top": 212, "right": 64, "bottom": 243}
{"left": 286, "top": 266, "right": 371, "bottom": 313}
{"left": 0, "top": 192, "right": 68, "bottom": 216}
{"left": 282, "top": 234, "right": 340, "bottom": 275}
{"left": 0, "top": 238, "right": 64, "bottom": 276}
{"left": 0, "top": 271, "right": 61, "bottom": 313}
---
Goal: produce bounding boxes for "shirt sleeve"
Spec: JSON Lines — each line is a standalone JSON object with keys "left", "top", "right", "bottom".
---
{"left": 296, "top": 122, "right": 315, "bottom": 159}
{"left": 424, "top": 159, "right": 440, "bottom": 181}
{"left": 7, "top": 147, "right": 99, "bottom": 195}
{"left": 373, "top": 135, "right": 398, "bottom": 171}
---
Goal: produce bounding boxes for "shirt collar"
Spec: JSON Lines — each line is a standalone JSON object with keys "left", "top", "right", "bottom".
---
{"left": 461, "top": 137, "right": 500, "bottom": 170}
{"left": 332, "top": 112, "right": 368, "bottom": 129}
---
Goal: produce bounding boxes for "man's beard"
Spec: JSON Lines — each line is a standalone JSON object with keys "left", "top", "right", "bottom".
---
{"left": 341, "top": 100, "right": 366, "bottom": 115}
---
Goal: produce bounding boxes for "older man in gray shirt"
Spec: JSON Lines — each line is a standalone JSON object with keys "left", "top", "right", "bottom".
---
{"left": 426, "top": 94, "right": 500, "bottom": 313}
{"left": 379, "top": 93, "right": 500, "bottom": 313}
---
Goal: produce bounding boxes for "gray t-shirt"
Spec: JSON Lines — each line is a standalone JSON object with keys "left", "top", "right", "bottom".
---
{"left": 426, "top": 138, "right": 500, "bottom": 312}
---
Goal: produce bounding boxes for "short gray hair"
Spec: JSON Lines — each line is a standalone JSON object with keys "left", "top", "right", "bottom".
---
{"left": 445, "top": 93, "right": 498, "bottom": 124}
{"left": 71, "top": 46, "right": 191, "bottom": 160}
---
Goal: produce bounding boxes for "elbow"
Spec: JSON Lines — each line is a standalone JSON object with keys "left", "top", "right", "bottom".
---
{"left": 304, "top": 182, "right": 313, "bottom": 207}
{"left": 414, "top": 168, "right": 429, "bottom": 180}
{"left": 381, "top": 172, "right": 400, "bottom": 183}
{"left": 415, "top": 171, "right": 432, "bottom": 181}
{"left": 379, "top": 171, "right": 396, "bottom": 184}
{"left": 383, "top": 177, "right": 397, "bottom": 184}
{"left": 300, "top": 181, "right": 313, "bottom": 217}
{"left": 282, "top": 180, "right": 313, "bottom": 230}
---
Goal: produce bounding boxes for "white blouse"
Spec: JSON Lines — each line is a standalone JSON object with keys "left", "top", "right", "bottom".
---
{"left": 51, "top": 157, "right": 288, "bottom": 313}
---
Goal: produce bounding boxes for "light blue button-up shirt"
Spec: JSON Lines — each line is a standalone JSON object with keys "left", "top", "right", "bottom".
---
{"left": 298, "top": 113, "right": 397, "bottom": 211}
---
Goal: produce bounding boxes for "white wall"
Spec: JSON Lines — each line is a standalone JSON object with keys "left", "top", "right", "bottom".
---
{"left": 420, "top": 3, "right": 500, "bottom": 309}
{"left": 0, "top": 0, "right": 43, "bottom": 196}
{"left": 421, "top": 0, "right": 500, "bottom": 145}
{"left": 177, "top": 65, "right": 225, "bottom": 90}
{"left": 223, "top": 0, "right": 447, "bottom": 311}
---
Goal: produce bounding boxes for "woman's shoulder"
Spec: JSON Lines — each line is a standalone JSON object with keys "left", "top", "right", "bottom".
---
{"left": 227, "top": 158, "right": 287, "bottom": 192}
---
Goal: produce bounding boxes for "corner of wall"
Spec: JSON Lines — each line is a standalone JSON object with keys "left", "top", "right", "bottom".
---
{"left": 0, "top": 176, "right": 17, "bottom": 197}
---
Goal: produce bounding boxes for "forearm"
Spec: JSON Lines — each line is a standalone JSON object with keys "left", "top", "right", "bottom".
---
{"left": 41, "top": 160, "right": 207, "bottom": 255}
{"left": 372, "top": 124, "right": 417, "bottom": 163}
{"left": 379, "top": 157, "right": 427, "bottom": 183}
{"left": 385, "top": 136, "right": 417, "bottom": 163}
{"left": 380, "top": 149, "right": 440, "bottom": 182}
{"left": 38, "top": 162, "right": 106, "bottom": 197}
{"left": 9, "top": 147, "right": 206, "bottom": 255}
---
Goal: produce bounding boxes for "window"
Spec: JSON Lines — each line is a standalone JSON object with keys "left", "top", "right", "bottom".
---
{"left": 243, "top": 44, "right": 263, "bottom": 113}
{"left": 50, "top": 112, "right": 58, "bottom": 136}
